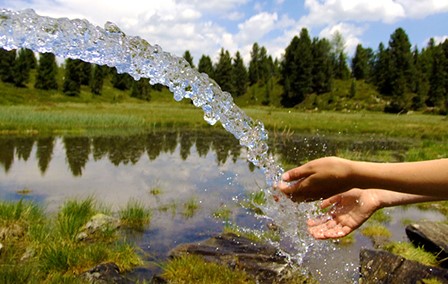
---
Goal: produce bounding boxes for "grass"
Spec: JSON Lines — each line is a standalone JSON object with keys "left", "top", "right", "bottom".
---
{"left": 119, "top": 200, "right": 151, "bottom": 232}
{"left": 0, "top": 198, "right": 144, "bottom": 283}
{"left": 361, "top": 224, "right": 392, "bottom": 238}
{"left": 383, "top": 242, "right": 440, "bottom": 267}
{"left": 182, "top": 198, "right": 200, "bottom": 218}
{"left": 161, "top": 254, "right": 256, "bottom": 284}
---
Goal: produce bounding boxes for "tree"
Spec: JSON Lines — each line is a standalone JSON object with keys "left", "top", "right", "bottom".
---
{"left": 79, "top": 61, "right": 92, "bottom": 86}
{"left": 13, "top": 48, "right": 30, "bottom": 87}
{"left": 183, "top": 50, "right": 195, "bottom": 69}
{"left": 131, "top": 78, "right": 151, "bottom": 101}
{"left": 63, "top": 58, "right": 81, "bottom": 96}
{"left": 427, "top": 43, "right": 447, "bottom": 110}
{"left": 232, "top": 51, "right": 248, "bottom": 97}
{"left": 111, "top": 67, "right": 132, "bottom": 90}
{"left": 248, "top": 43, "right": 261, "bottom": 85}
{"left": 23, "top": 49, "right": 36, "bottom": 69}
{"left": 0, "top": 48, "right": 16, "bottom": 83}
{"left": 372, "top": 43, "right": 390, "bottom": 95}
{"left": 280, "top": 28, "right": 313, "bottom": 106}
{"left": 214, "top": 48, "right": 234, "bottom": 94}
{"left": 352, "top": 44, "right": 371, "bottom": 80}
{"left": 91, "top": 64, "right": 107, "bottom": 95}
{"left": 34, "top": 52, "right": 58, "bottom": 90}
{"left": 384, "top": 28, "right": 415, "bottom": 113}
{"left": 311, "top": 37, "right": 333, "bottom": 94}
{"left": 198, "top": 55, "right": 214, "bottom": 79}
{"left": 331, "top": 31, "right": 350, "bottom": 80}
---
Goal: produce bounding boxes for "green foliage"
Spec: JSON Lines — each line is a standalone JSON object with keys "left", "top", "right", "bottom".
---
{"left": 232, "top": 51, "right": 248, "bottom": 97}
{"left": 214, "top": 48, "right": 234, "bottom": 94}
{"left": 0, "top": 198, "right": 144, "bottom": 283}
{"left": 63, "top": 58, "right": 82, "bottom": 96}
{"left": 34, "top": 52, "right": 58, "bottom": 90}
{"left": 119, "top": 200, "right": 151, "bottom": 231}
{"left": 161, "top": 254, "right": 256, "bottom": 284}
{"left": 280, "top": 28, "right": 313, "bottom": 107}
{"left": 198, "top": 54, "right": 214, "bottom": 79}
{"left": 56, "top": 198, "right": 96, "bottom": 241}
{"left": 182, "top": 50, "right": 195, "bottom": 69}
{"left": 0, "top": 48, "right": 16, "bottom": 83}
{"left": 182, "top": 198, "right": 200, "bottom": 218}
{"left": 13, "top": 48, "right": 30, "bottom": 87}
{"left": 383, "top": 242, "right": 439, "bottom": 267}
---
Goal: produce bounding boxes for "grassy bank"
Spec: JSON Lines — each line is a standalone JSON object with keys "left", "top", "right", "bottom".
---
{"left": 0, "top": 198, "right": 149, "bottom": 283}
{"left": 1, "top": 103, "right": 447, "bottom": 139}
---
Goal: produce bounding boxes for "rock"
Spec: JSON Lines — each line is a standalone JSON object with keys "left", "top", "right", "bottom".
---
{"left": 360, "top": 248, "right": 448, "bottom": 284}
{"left": 0, "top": 242, "right": 3, "bottom": 255}
{"left": 406, "top": 222, "right": 448, "bottom": 268}
{"left": 81, "top": 262, "right": 133, "bottom": 284}
{"left": 77, "top": 213, "right": 120, "bottom": 241}
{"left": 0, "top": 224, "right": 24, "bottom": 241}
{"left": 168, "top": 232, "right": 298, "bottom": 283}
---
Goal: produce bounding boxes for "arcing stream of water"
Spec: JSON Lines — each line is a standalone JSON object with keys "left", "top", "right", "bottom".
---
{"left": 0, "top": 8, "right": 356, "bottom": 280}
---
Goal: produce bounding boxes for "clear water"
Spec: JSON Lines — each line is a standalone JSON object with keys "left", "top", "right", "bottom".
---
{"left": 0, "top": 8, "right": 357, "bottom": 280}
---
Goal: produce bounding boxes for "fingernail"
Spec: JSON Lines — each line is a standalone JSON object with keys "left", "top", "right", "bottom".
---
{"left": 281, "top": 172, "right": 289, "bottom": 181}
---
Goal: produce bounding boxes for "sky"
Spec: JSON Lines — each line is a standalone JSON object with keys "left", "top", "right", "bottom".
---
{"left": 1, "top": 0, "right": 448, "bottom": 65}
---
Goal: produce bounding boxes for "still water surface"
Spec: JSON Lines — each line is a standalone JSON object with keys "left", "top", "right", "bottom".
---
{"left": 1, "top": 128, "right": 445, "bottom": 279}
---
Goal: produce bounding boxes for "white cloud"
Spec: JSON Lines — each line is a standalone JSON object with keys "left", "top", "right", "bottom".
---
{"left": 423, "top": 35, "right": 448, "bottom": 46}
{"left": 301, "top": 0, "right": 448, "bottom": 27}
{"left": 319, "top": 22, "right": 366, "bottom": 55}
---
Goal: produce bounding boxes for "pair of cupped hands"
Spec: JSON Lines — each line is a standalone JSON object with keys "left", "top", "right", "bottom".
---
{"left": 276, "top": 157, "right": 381, "bottom": 240}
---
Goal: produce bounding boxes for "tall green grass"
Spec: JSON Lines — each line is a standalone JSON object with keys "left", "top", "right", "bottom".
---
{"left": 0, "top": 198, "right": 143, "bottom": 283}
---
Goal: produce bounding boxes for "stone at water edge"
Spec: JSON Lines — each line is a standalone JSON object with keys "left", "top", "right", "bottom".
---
{"left": 406, "top": 221, "right": 448, "bottom": 268}
{"left": 359, "top": 249, "right": 448, "bottom": 284}
{"left": 167, "top": 232, "right": 305, "bottom": 283}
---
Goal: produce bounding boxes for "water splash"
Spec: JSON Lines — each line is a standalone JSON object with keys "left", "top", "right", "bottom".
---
{"left": 0, "top": 8, "right": 343, "bottom": 276}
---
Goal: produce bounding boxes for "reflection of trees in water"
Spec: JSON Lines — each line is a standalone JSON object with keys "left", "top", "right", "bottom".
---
{"left": 63, "top": 137, "right": 91, "bottom": 176}
{"left": 36, "top": 137, "right": 54, "bottom": 175}
{"left": 0, "top": 137, "right": 14, "bottom": 172}
{"left": 0, "top": 130, "right": 409, "bottom": 177}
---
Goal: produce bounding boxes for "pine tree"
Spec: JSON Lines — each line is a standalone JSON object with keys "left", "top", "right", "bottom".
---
{"left": 280, "top": 28, "right": 313, "bottom": 106}
{"left": 183, "top": 50, "right": 195, "bottom": 69}
{"left": 331, "top": 31, "right": 350, "bottom": 80}
{"left": 79, "top": 61, "right": 92, "bottom": 86}
{"left": 111, "top": 67, "right": 132, "bottom": 90}
{"left": 24, "top": 49, "right": 36, "bottom": 69}
{"left": 91, "top": 64, "right": 107, "bottom": 95}
{"left": 248, "top": 43, "right": 261, "bottom": 85}
{"left": 372, "top": 43, "right": 390, "bottom": 95}
{"left": 427, "top": 43, "right": 447, "bottom": 110}
{"left": 384, "top": 28, "right": 415, "bottom": 113}
{"left": 232, "top": 51, "right": 248, "bottom": 97}
{"left": 0, "top": 48, "right": 16, "bottom": 83}
{"left": 351, "top": 44, "right": 371, "bottom": 80}
{"left": 214, "top": 48, "right": 234, "bottom": 94}
{"left": 198, "top": 55, "right": 214, "bottom": 79}
{"left": 13, "top": 48, "right": 30, "bottom": 87}
{"left": 63, "top": 58, "right": 81, "bottom": 96}
{"left": 258, "top": 46, "right": 271, "bottom": 85}
{"left": 34, "top": 52, "right": 58, "bottom": 90}
{"left": 311, "top": 37, "right": 333, "bottom": 94}
{"left": 131, "top": 78, "right": 151, "bottom": 101}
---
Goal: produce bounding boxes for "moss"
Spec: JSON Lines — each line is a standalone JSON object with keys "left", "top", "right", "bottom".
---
{"left": 383, "top": 242, "right": 439, "bottom": 267}
{"left": 161, "top": 254, "right": 256, "bottom": 284}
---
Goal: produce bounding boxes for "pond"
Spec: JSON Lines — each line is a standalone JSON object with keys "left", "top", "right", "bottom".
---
{"left": 0, "top": 128, "right": 445, "bottom": 281}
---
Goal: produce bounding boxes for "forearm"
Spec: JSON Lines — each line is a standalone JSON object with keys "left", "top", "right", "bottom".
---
{"left": 369, "top": 189, "right": 444, "bottom": 209}
{"left": 350, "top": 159, "right": 448, "bottom": 198}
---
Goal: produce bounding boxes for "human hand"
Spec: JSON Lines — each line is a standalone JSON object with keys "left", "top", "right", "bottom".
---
{"left": 278, "top": 157, "right": 354, "bottom": 202}
{"left": 307, "top": 188, "right": 381, "bottom": 239}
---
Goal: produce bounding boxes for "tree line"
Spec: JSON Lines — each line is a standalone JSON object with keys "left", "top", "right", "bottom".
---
{"left": 0, "top": 49, "right": 154, "bottom": 101}
{"left": 1, "top": 26, "right": 447, "bottom": 113}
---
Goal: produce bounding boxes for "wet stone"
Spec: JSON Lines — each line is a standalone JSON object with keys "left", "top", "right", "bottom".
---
{"left": 167, "top": 232, "right": 298, "bottom": 283}
{"left": 81, "top": 262, "right": 133, "bottom": 284}
{"left": 359, "top": 249, "right": 448, "bottom": 284}
{"left": 406, "top": 221, "right": 448, "bottom": 268}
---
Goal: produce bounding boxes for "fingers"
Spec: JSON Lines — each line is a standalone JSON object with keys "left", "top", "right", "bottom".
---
{"left": 320, "top": 195, "right": 342, "bottom": 209}
{"left": 308, "top": 221, "right": 352, "bottom": 239}
{"left": 281, "top": 166, "right": 311, "bottom": 183}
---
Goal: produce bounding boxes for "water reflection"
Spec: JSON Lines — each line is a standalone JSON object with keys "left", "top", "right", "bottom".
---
{"left": 1, "top": 128, "right": 435, "bottom": 280}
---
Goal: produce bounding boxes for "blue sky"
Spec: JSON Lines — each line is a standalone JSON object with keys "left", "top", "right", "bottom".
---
{"left": 1, "top": 0, "right": 447, "bottom": 64}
